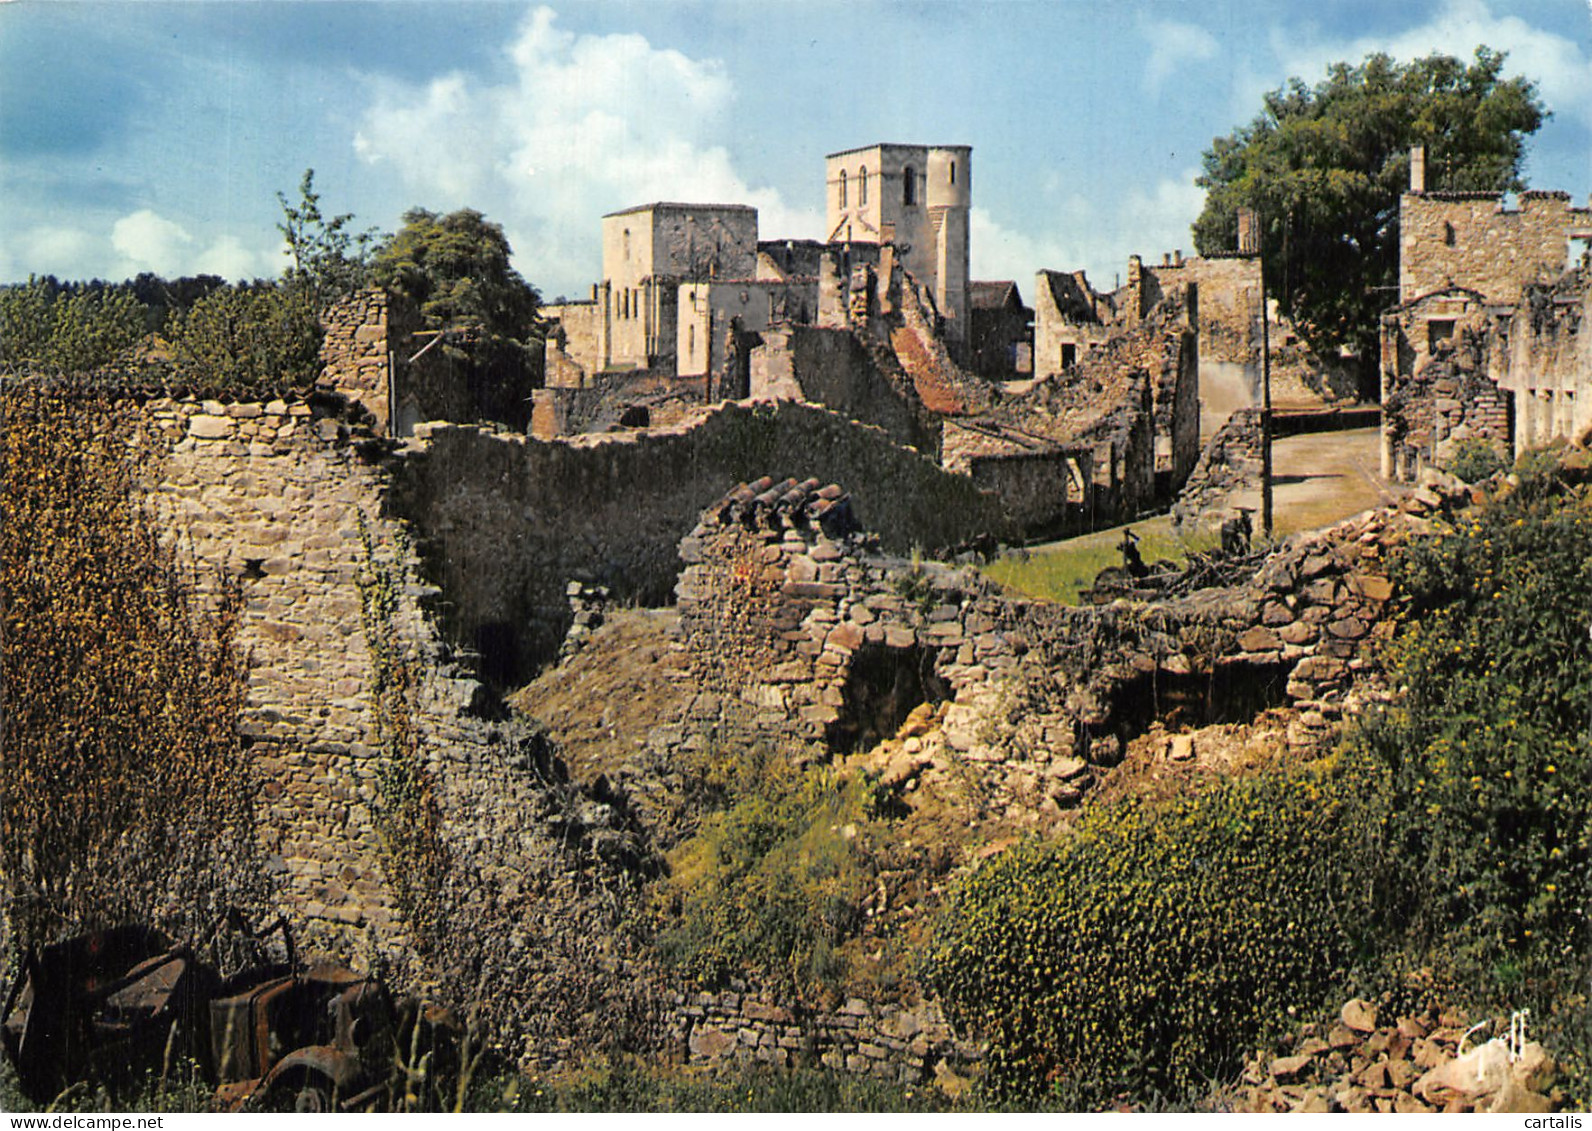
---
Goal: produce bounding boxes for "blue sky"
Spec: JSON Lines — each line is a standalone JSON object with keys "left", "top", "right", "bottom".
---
{"left": 2, "top": 0, "right": 1588, "bottom": 299}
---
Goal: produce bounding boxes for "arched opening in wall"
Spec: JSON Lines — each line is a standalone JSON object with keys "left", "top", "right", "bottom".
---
{"left": 826, "top": 642, "right": 949, "bottom": 753}
{"left": 839, "top": 169, "right": 848, "bottom": 208}
{"left": 1097, "top": 656, "right": 1292, "bottom": 757}
{"left": 858, "top": 167, "right": 868, "bottom": 206}
{"left": 474, "top": 621, "right": 521, "bottom": 688}
{"left": 903, "top": 167, "right": 917, "bottom": 207}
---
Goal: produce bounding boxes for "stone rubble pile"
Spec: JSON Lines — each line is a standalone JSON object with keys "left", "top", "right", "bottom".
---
{"left": 1237, "top": 998, "right": 1562, "bottom": 1113}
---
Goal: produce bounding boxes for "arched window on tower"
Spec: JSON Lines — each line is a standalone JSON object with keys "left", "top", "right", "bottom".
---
{"left": 949, "top": 161, "right": 956, "bottom": 185}
{"left": 859, "top": 167, "right": 868, "bottom": 206}
{"left": 903, "top": 166, "right": 916, "bottom": 206}
{"left": 838, "top": 169, "right": 847, "bottom": 208}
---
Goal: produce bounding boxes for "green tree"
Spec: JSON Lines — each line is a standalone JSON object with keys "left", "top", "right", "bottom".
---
{"left": 277, "top": 168, "right": 379, "bottom": 307}
{"left": 371, "top": 207, "right": 543, "bottom": 425}
{"left": 371, "top": 207, "right": 540, "bottom": 338}
{"left": 1193, "top": 48, "right": 1545, "bottom": 372}
{"left": 0, "top": 277, "right": 148, "bottom": 375}
{"left": 166, "top": 283, "right": 322, "bottom": 395}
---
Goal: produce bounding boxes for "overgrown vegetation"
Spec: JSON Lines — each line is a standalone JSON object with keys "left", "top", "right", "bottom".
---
{"left": 926, "top": 456, "right": 1592, "bottom": 1106}
{"left": 355, "top": 514, "right": 449, "bottom": 951}
{"left": 924, "top": 763, "right": 1364, "bottom": 1105}
{"left": 651, "top": 742, "right": 876, "bottom": 999}
{"left": 1441, "top": 435, "right": 1507, "bottom": 483}
{"left": 0, "top": 386, "right": 266, "bottom": 949}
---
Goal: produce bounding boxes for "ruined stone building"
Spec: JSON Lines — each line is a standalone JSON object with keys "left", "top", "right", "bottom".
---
{"left": 1381, "top": 146, "right": 1591, "bottom": 480}
{"left": 966, "top": 280, "right": 1033, "bottom": 378}
{"left": 331, "top": 140, "right": 1214, "bottom": 542}
{"left": 825, "top": 144, "right": 973, "bottom": 347}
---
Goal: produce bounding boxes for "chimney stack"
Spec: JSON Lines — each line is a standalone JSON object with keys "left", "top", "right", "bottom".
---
{"left": 1410, "top": 146, "right": 1427, "bottom": 194}
{"left": 1236, "top": 207, "right": 1258, "bottom": 255}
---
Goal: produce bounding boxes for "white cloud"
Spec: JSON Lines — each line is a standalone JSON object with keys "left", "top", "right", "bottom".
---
{"left": 194, "top": 234, "right": 273, "bottom": 280}
{"left": 352, "top": 5, "right": 822, "bottom": 297}
{"left": 973, "top": 172, "right": 1206, "bottom": 291}
{"left": 1271, "top": 0, "right": 1592, "bottom": 131}
{"left": 100, "top": 210, "right": 275, "bottom": 281}
{"left": 1140, "top": 16, "right": 1220, "bottom": 97}
{"left": 111, "top": 209, "right": 194, "bottom": 276}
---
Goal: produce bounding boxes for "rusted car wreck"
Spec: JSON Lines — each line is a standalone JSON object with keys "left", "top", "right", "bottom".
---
{"left": 2, "top": 916, "right": 453, "bottom": 1111}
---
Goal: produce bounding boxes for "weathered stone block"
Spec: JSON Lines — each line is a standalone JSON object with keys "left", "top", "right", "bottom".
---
{"left": 189, "top": 415, "right": 233, "bottom": 439}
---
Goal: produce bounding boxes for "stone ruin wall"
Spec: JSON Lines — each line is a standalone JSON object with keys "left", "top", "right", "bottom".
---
{"left": 670, "top": 476, "right": 1411, "bottom": 816}
{"left": 1502, "top": 273, "right": 1591, "bottom": 452}
{"left": 1401, "top": 191, "right": 1588, "bottom": 306}
{"left": 1138, "top": 254, "right": 1258, "bottom": 366}
{"left": 319, "top": 289, "right": 392, "bottom": 432}
{"left": 145, "top": 395, "right": 404, "bottom": 955}
{"left": 657, "top": 477, "right": 1455, "bottom": 1082}
{"left": 1382, "top": 271, "right": 1590, "bottom": 481}
{"left": 134, "top": 393, "right": 662, "bottom": 1064}
{"left": 750, "top": 323, "right": 942, "bottom": 456}
{"left": 387, "top": 400, "right": 1013, "bottom": 683}
{"left": 1172, "top": 406, "right": 1264, "bottom": 534}
{"left": 670, "top": 987, "right": 976, "bottom": 1085}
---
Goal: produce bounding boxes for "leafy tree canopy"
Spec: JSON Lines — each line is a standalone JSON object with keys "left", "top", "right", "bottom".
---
{"left": 1193, "top": 48, "right": 1546, "bottom": 367}
{"left": 277, "top": 168, "right": 380, "bottom": 307}
{"left": 371, "top": 207, "right": 540, "bottom": 343}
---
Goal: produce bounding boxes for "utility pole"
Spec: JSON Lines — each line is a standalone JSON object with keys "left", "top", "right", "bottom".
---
{"left": 1238, "top": 204, "right": 1274, "bottom": 540}
{"left": 1260, "top": 258, "right": 1273, "bottom": 541}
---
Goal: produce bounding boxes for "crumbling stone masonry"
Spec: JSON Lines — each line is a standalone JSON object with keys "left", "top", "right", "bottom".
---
{"left": 1382, "top": 156, "right": 1592, "bottom": 481}
{"left": 669, "top": 987, "right": 978, "bottom": 1084}
{"left": 387, "top": 399, "right": 1013, "bottom": 683}
{"left": 669, "top": 475, "right": 1415, "bottom": 821}
{"left": 1171, "top": 406, "right": 1264, "bottom": 535}
{"left": 138, "top": 392, "right": 659, "bottom": 1065}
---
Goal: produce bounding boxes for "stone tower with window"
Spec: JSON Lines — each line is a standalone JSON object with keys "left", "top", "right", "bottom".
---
{"left": 824, "top": 144, "right": 972, "bottom": 345}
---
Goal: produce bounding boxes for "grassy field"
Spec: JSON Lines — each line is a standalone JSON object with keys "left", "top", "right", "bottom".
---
{"left": 982, "top": 516, "right": 1220, "bottom": 604}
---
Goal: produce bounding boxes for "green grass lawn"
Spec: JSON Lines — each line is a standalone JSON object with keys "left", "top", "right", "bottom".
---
{"left": 983, "top": 516, "right": 1219, "bottom": 605}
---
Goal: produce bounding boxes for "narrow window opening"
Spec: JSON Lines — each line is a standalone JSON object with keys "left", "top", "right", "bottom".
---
{"left": 949, "top": 161, "right": 956, "bottom": 185}
{"left": 858, "top": 167, "right": 868, "bottom": 206}
{"left": 903, "top": 166, "right": 916, "bottom": 206}
{"left": 838, "top": 170, "right": 847, "bottom": 208}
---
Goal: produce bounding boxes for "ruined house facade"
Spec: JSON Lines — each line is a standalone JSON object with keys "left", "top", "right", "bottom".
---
{"left": 1381, "top": 147, "right": 1591, "bottom": 480}
{"left": 1033, "top": 251, "right": 1253, "bottom": 379}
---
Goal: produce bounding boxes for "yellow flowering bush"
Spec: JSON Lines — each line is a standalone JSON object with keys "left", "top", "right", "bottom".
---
{"left": 924, "top": 761, "right": 1363, "bottom": 1103}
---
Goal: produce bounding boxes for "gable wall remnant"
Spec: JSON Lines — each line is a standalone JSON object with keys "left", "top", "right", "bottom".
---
{"left": 1400, "top": 190, "right": 1589, "bottom": 305}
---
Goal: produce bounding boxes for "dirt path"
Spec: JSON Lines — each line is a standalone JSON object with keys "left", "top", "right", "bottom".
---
{"left": 1227, "top": 426, "right": 1400, "bottom": 536}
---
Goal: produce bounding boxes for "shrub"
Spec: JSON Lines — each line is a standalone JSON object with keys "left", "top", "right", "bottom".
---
{"left": 1338, "top": 473, "right": 1592, "bottom": 1099}
{"left": 0, "top": 278, "right": 148, "bottom": 375}
{"left": 924, "top": 762, "right": 1366, "bottom": 1104}
{"left": 1442, "top": 436, "right": 1506, "bottom": 483}
{"left": 167, "top": 283, "right": 322, "bottom": 395}
{"left": 652, "top": 746, "right": 874, "bottom": 998}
